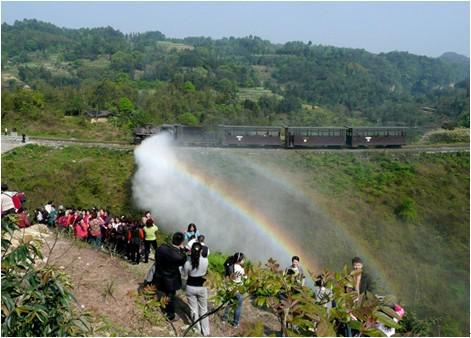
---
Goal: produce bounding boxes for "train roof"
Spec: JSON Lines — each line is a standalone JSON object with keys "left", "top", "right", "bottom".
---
{"left": 346, "top": 126, "right": 408, "bottom": 129}
{"left": 288, "top": 126, "right": 346, "bottom": 129}
{"left": 218, "top": 125, "right": 283, "bottom": 129}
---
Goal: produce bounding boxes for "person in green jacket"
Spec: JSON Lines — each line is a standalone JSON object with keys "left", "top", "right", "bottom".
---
{"left": 143, "top": 218, "right": 159, "bottom": 263}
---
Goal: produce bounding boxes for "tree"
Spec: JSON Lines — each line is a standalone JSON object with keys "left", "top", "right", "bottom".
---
{"left": 111, "top": 51, "right": 134, "bottom": 73}
{"left": 177, "top": 112, "right": 198, "bottom": 126}
{"left": 118, "top": 97, "right": 134, "bottom": 114}
{"left": 183, "top": 80, "right": 196, "bottom": 92}
{"left": 186, "top": 258, "right": 402, "bottom": 337}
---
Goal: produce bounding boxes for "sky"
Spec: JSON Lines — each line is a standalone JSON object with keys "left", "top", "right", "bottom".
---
{"left": 1, "top": 1, "right": 469, "bottom": 58}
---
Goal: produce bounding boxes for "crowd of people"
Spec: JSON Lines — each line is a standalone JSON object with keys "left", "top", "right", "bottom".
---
{"left": 2, "top": 186, "right": 404, "bottom": 337}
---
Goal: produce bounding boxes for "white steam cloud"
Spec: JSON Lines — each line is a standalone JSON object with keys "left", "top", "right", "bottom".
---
{"left": 132, "top": 134, "right": 293, "bottom": 265}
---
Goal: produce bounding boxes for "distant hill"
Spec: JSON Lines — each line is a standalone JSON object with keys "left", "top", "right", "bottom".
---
{"left": 440, "top": 52, "right": 470, "bottom": 65}
{"left": 1, "top": 19, "right": 469, "bottom": 136}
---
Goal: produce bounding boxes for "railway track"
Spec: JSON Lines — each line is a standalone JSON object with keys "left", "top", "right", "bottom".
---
{"left": 2, "top": 135, "right": 469, "bottom": 154}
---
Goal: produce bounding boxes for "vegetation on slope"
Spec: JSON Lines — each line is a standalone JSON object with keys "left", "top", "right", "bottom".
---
{"left": 1, "top": 216, "right": 93, "bottom": 336}
{"left": 1, "top": 19, "right": 469, "bottom": 138}
{"left": 286, "top": 151, "right": 470, "bottom": 336}
{"left": 1, "top": 144, "right": 136, "bottom": 215}
{"left": 1, "top": 145, "right": 469, "bottom": 335}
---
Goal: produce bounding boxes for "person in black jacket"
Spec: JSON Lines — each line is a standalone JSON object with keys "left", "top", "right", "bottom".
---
{"left": 351, "top": 256, "right": 374, "bottom": 295}
{"left": 154, "top": 232, "right": 187, "bottom": 321}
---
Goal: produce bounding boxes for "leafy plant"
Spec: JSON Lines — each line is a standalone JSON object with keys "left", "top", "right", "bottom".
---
{"left": 101, "top": 280, "right": 116, "bottom": 301}
{"left": 1, "top": 215, "right": 93, "bottom": 336}
{"left": 395, "top": 197, "right": 418, "bottom": 222}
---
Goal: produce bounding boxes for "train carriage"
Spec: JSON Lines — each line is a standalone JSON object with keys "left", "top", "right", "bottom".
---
{"left": 133, "top": 125, "right": 161, "bottom": 144}
{"left": 346, "top": 127, "right": 407, "bottom": 147}
{"left": 175, "top": 125, "right": 218, "bottom": 146}
{"left": 219, "top": 125, "right": 283, "bottom": 147}
{"left": 286, "top": 127, "right": 346, "bottom": 148}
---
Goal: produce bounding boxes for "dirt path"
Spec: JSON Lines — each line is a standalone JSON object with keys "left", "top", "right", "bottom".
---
{"left": 44, "top": 236, "right": 279, "bottom": 337}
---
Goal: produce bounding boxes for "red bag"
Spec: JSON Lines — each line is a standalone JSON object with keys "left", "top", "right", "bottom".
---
{"left": 4, "top": 192, "right": 25, "bottom": 210}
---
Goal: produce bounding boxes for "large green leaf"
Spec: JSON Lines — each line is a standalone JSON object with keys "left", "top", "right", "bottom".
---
{"left": 374, "top": 311, "right": 401, "bottom": 329}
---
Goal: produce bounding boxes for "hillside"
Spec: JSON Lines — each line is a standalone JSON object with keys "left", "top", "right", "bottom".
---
{"left": 1, "top": 19, "right": 469, "bottom": 140}
{"left": 42, "top": 235, "right": 281, "bottom": 337}
{"left": 1, "top": 144, "right": 469, "bottom": 336}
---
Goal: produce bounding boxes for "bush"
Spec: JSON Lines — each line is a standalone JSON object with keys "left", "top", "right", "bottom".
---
{"left": 395, "top": 197, "right": 418, "bottom": 222}
{"left": 207, "top": 251, "right": 227, "bottom": 275}
{"left": 177, "top": 112, "right": 199, "bottom": 126}
{"left": 1, "top": 215, "right": 92, "bottom": 336}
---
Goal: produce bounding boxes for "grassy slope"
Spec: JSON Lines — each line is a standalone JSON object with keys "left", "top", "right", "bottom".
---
{"left": 2, "top": 145, "right": 469, "bottom": 335}
{"left": 268, "top": 150, "right": 470, "bottom": 335}
{"left": 1, "top": 144, "right": 136, "bottom": 215}
{"left": 2, "top": 116, "right": 131, "bottom": 142}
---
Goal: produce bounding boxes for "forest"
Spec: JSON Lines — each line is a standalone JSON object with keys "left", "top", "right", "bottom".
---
{"left": 1, "top": 19, "right": 469, "bottom": 137}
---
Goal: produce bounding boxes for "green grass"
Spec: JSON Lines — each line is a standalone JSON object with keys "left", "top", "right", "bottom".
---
{"left": 237, "top": 87, "right": 283, "bottom": 102}
{"left": 2, "top": 116, "right": 132, "bottom": 143}
{"left": 288, "top": 150, "right": 470, "bottom": 335}
{"left": 156, "top": 41, "right": 193, "bottom": 51}
{"left": 1, "top": 144, "right": 136, "bottom": 215}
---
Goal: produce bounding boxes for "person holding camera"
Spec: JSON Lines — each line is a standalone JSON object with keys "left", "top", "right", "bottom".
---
{"left": 154, "top": 232, "right": 187, "bottom": 321}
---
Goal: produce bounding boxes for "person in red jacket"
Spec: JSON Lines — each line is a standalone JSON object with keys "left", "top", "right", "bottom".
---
{"left": 127, "top": 221, "right": 144, "bottom": 265}
{"left": 17, "top": 207, "right": 31, "bottom": 228}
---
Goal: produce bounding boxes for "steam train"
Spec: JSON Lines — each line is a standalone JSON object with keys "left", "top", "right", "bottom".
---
{"left": 133, "top": 125, "right": 407, "bottom": 148}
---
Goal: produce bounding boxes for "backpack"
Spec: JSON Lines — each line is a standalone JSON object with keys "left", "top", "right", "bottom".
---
{"left": 144, "top": 263, "right": 156, "bottom": 285}
{"left": 12, "top": 192, "right": 26, "bottom": 209}
{"left": 131, "top": 227, "right": 141, "bottom": 245}
{"left": 116, "top": 224, "right": 126, "bottom": 240}
{"left": 224, "top": 256, "right": 235, "bottom": 277}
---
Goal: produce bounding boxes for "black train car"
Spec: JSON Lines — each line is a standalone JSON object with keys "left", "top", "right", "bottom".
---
{"left": 286, "top": 127, "right": 346, "bottom": 148}
{"left": 346, "top": 127, "right": 407, "bottom": 147}
{"left": 174, "top": 125, "right": 218, "bottom": 146}
{"left": 219, "top": 125, "right": 283, "bottom": 147}
{"left": 133, "top": 125, "right": 163, "bottom": 144}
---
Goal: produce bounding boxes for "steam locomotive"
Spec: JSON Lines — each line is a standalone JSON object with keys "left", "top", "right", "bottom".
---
{"left": 133, "top": 125, "right": 407, "bottom": 148}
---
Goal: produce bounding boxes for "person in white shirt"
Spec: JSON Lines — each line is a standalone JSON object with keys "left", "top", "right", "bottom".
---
{"left": 44, "top": 201, "right": 53, "bottom": 214}
{"left": 186, "top": 235, "right": 198, "bottom": 252}
{"left": 223, "top": 252, "right": 246, "bottom": 328}
{"left": 1, "top": 184, "right": 16, "bottom": 215}
{"left": 183, "top": 242, "right": 210, "bottom": 336}
{"left": 197, "top": 235, "right": 210, "bottom": 257}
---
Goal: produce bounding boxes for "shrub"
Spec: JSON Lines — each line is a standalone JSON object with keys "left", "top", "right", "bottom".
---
{"left": 1, "top": 215, "right": 92, "bottom": 336}
{"left": 207, "top": 251, "right": 227, "bottom": 275}
{"left": 395, "top": 197, "right": 418, "bottom": 222}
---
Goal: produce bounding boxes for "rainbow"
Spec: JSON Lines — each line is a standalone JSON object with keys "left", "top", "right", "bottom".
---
{"left": 221, "top": 152, "right": 398, "bottom": 294}
{"left": 169, "top": 155, "right": 321, "bottom": 274}
{"left": 136, "top": 138, "right": 394, "bottom": 294}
